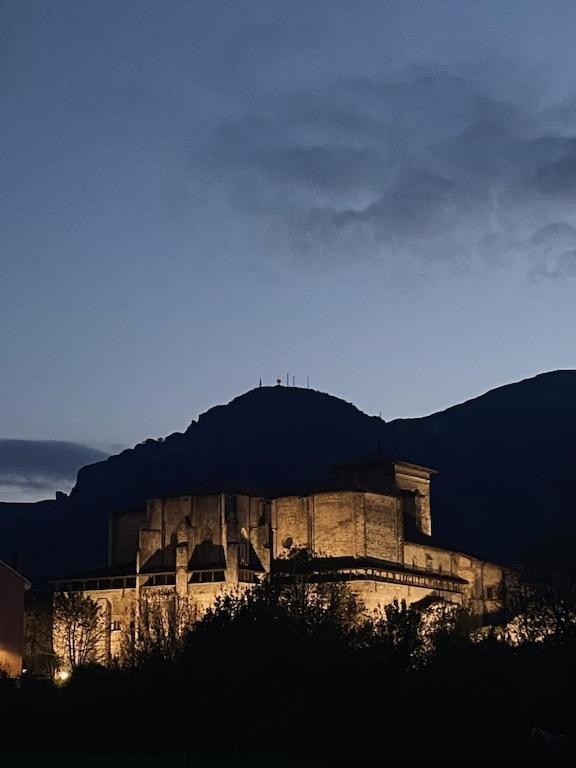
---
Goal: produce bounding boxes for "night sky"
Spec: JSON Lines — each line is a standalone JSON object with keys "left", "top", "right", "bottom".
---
{"left": 2, "top": 1, "right": 576, "bottom": 500}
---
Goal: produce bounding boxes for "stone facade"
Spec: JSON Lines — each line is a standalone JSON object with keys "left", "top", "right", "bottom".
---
{"left": 52, "top": 456, "right": 506, "bottom": 664}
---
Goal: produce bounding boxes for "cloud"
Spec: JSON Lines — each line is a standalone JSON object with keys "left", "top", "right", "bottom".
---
{"left": 208, "top": 64, "right": 576, "bottom": 276}
{"left": 0, "top": 439, "right": 108, "bottom": 502}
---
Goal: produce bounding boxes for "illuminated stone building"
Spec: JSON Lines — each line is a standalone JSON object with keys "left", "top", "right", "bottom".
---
{"left": 52, "top": 456, "right": 505, "bottom": 662}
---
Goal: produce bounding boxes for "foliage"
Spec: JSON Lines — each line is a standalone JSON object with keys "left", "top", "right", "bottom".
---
{"left": 53, "top": 592, "right": 107, "bottom": 671}
{"left": 119, "top": 589, "right": 196, "bottom": 667}
{"left": 504, "top": 528, "right": 576, "bottom": 645}
{"left": 5, "top": 577, "right": 576, "bottom": 758}
{"left": 360, "top": 598, "right": 422, "bottom": 670}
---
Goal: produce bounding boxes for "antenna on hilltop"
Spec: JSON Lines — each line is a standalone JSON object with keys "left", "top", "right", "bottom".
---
{"left": 259, "top": 378, "right": 262, "bottom": 387}
{"left": 286, "top": 372, "right": 289, "bottom": 386}
{"left": 292, "top": 376, "right": 295, "bottom": 387}
{"left": 307, "top": 376, "right": 310, "bottom": 389}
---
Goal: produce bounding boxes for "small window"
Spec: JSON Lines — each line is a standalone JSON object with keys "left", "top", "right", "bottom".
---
{"left": 110, "top": 621, "right": 122, "bottom": 632}
{"left": 125, "top": 577, "right": 136, "bottom": 588}
{"left": 112, "top": 578, "right": 124, "bottom": 589}
{"left": 86, "top": 580, "right": 97, "bottom": 590}
{"left": 282, "top": 536, "right": 293, "bottom": 550}
{"left": 425, "top": 554, "right": 433, "bottom": 572}
{"left": 239, "top": 530, "right": 249, "bottom": 566}
{"left": 486, "top": 586, "right": 497, "bottom": 599}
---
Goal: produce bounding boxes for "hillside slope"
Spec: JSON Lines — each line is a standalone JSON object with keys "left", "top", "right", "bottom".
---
{"left": 2, "top": 370, "right": 576, "bottom": 579}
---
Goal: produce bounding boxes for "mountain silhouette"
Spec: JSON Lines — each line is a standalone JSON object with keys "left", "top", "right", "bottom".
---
{"left": 2, "top": 369, "right": 576, "bottom": 580}
{"left": 0, "top": 438, "right": 108, "bottom": 501}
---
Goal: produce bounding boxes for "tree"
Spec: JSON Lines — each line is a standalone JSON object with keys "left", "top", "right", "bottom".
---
{"left": 53, "top": 592, "right": 107, "bottom": 671}
{"left": 365, "top": 598, "right": 422, "bottom": 670}
{"left": 504, "top": 528, "right": 576, "bottom": 645}
{"left": 120, "top": 589, "right": 195, "bottom": 666}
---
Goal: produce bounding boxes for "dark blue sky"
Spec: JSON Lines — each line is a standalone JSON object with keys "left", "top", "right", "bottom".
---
{"left": 2, "top": 1, "right": 576, "bottom": 499}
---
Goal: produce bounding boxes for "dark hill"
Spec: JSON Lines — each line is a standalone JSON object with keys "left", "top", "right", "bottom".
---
{"left": 3, "top": 370, "right": 576, "bottom": 579}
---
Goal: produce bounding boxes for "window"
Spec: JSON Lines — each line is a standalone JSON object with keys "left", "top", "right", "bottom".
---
{"left": 190, "top": 569, "right": 225, "bottom": 583}
{"left": 239, "top": 570, "right": 255, "bottom": 583}
{"left": 486, "top": 586, "right": 497, "bottom": 599}
{"left": 142, "top": 574, "right": 176, "bottom": 587}
{"left": 111, "top": 621, "right": 122, "bottom": 632}
{"left": 239, "top": 529, "right": 249, "bottom": 567}
{"left": 425, "top": 554, "right": 433, "bottom": 572}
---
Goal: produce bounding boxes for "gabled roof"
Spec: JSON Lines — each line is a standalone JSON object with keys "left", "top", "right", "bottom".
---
{"left": 0, "top": 559, "right": 31, "bottom": 588}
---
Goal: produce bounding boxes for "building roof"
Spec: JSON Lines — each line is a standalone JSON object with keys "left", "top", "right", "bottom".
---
{"left": 0, "top": 559, "right": 31, "bottom": 588}
{"left": 404, "top": 527, "right": 512, "bottom": 568}
{"left": 332, "top": 454, "right": 438, "bottom": 475}
{"left": 258, "top": 479, "right": 404, "bottom": 499}
{"left": 144, "top": 477, "right": 410, "bottom": 504}
{"left": 50, "top": 561, "right": 136, "bottom": 582}
{"left": 272, "top": 554, "right": 468, "bottom": 584}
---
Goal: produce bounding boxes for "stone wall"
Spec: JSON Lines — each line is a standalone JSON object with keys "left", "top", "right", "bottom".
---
{"left": 350, "top": 579, "right": 462, "bottom": 615}
{"left": 395, "top": 464, "right": 432, "bottom": 535}
{"left": 365, "top": 493, "right": 402, "bottom": 561}
{"left": 404, "top": 542, "right": 457, "bottom": 575}
{"left": 109, "top": 509, "right": 146, "bottom": 566}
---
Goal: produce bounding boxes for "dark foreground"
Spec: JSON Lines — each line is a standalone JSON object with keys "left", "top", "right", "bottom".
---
{"left": 2, "top": 637, "right": 575, "bottom": 766}
{"left": 4, "top": 580, "right": 576, "bottom": 766}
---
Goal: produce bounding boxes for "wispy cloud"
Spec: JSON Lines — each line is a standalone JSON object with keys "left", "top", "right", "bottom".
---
{"left": 209, "top": 64, "right": 576, "bottom": 277}
{"left": 0, "top": 439, "right": 108, "bottom": 502}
